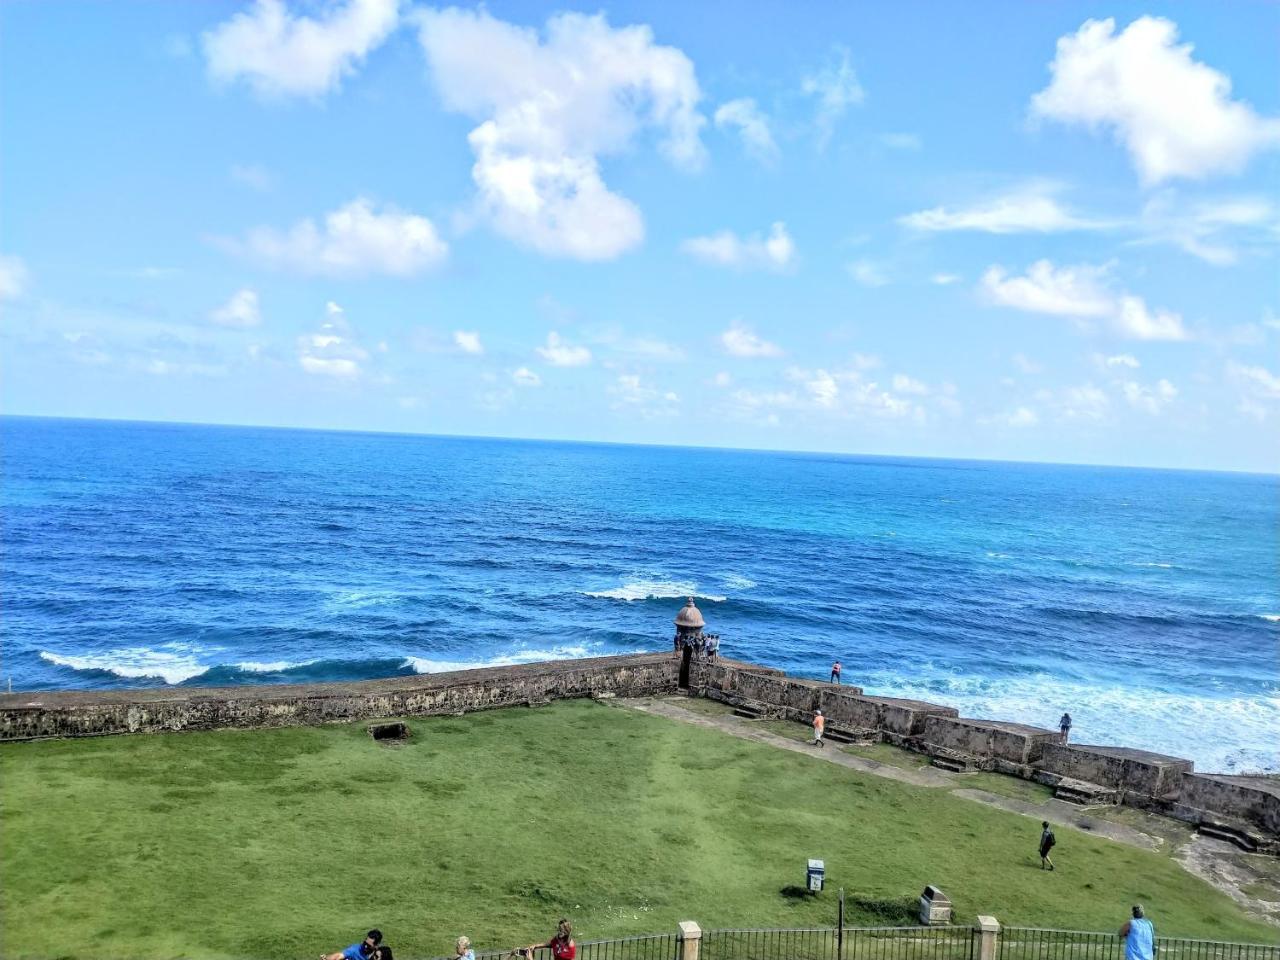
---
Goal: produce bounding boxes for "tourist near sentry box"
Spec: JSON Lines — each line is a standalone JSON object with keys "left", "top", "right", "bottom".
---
{"left": 0, "top": 2, "right": 1277, "bottom": 959}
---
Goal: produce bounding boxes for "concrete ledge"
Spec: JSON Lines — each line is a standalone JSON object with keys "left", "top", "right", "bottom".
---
{"left": 923, "top": 716, "right": 1058, "bottom": 765}
{"left": 1038, "top": 743, "right": 1192, "bottom": 799}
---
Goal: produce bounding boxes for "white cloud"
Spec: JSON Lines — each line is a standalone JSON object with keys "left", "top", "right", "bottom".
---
{"left": 230, "top": 164, "right": 273, "bottom": 191}
{"left": 297, "top": 303, "right": 368, "bottom": 378}
{"left": 1031, "top": 17, "right": 1280, "bottom": 184}
{"left": 721, "top": 322, "right": 783, "bottom": 358}
{"left": 848, "top": 259, "right": 889, "bottom": 287}
{"left": 0, "top": 255, "right": 28, "bottom": 300}
{"left": 982, "top": 260, "right": 1188, "bottom": 341}
{"left": 536, "top": 331, "right": 591, "bottom": 367}
{"left": 415, "top": 8, "right": 704, "bottom": 260}
{"left": 453, "top": 330, "right": 484, "bottom": 355}
{"left": 714, "top": 98, "right": 778, "bottom": 163}
{"left": 1111, "top": 296, "right": 1186, "bottom": 341}
{"left": 711, "top": 371, "right": 732, "bottom": 388}
{"left": 203, "top": 0, "right": 400, "bottom": 98}
{"left": 608, "top": 374, "right": 679, "bottom": 416}
{"left": 1059, "top": 383, "right": 1111, "bottom": 421}
{"left": 932, "top": 273, "right": 961, "bottom": 286}
{"left": 682, "top": 222, "right": 794, "bottom": 271}
{"left": 1122, "top": 378, "right": 1177, "bottom": 414}
{"left": 209, "top": 288, "right": 261, "bottom": 328}
{"left": 802, "top": 47, "right": 864, "bottom": 146}
{"left": 610, "top": 337, "right": 685, "bottom": 362}
{"left": 892, "top": 374, "right": 930, "bottom": 395}
{"left": 1139, "top": 192, "right": 1278, "bottom": 265}
{"left": 900, "top": 182, "right": 1111, "bottom": 233}
{"left": 512, "top": 366, "right": 542, "bottom": 387}
{"left": 784, "top": 365, "right": 921, "bottom": 419}
{"left": 1101, "top": 353, "right": 1140, "bottom": 368}
{"left": 993, "top": 406, "right": 1040, "bottom": 428}
{"left": 1228, "top": 363, "right": 1280, "bottom": 398}
{"left": 232, "top": 198, "right": 448, "bottom": 276}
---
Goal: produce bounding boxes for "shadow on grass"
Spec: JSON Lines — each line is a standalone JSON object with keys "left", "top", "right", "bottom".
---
{"left": 845, "top": 895, "right": 919, "bottom": 926}
{"left": 779, "top": 885, "right": 813, "bottom": 899}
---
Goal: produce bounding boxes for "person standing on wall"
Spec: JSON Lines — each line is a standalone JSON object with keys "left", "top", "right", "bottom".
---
{"left": 1059, "top": 712, "right": 1073, "bottom": 744}
{"left": 830, "top": 661, "right": 842, "bottom": 684}
{"left": 1039, "top": 820, "right": 1056, "bottom": 870}
{"left": 1120, "top": 905, "right": 1156, "bottom": 960}
{"left": 811, "top": 709, "right": 825, "bottom": 748}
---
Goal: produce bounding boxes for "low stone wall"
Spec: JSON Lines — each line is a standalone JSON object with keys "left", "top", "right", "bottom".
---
{"left": 1037, "top": 744, "right": 1191, "bottom": 799}
{"left": 1172, "top": 774, "right": 1280, "bottom": 836}
{"left": 922, "top": 716, "right": 1058, "bottom": 767}
{"left": 0, "top": 653, "right": 682, "bottom": 740}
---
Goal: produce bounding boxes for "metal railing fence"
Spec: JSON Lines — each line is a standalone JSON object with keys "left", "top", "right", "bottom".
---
{"left": 700, "top": 925, "right": 976, "bottom": 960}
{"left": 454, "top": 934, "right": 681, "bottom": 960}
{"left": 999, "top": 929, "right": 1280, "bottom": 960}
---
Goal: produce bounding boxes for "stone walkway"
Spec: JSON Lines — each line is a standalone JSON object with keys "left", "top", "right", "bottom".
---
{"left": 619, "top": 695, "right": 1280, "bottom": 924}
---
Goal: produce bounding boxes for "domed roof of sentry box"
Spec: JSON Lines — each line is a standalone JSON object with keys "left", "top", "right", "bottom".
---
{"left": 674, "top": 597, "right": 705, "bottom": 628}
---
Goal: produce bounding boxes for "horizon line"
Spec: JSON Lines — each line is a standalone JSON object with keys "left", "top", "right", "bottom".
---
{"left": 1, "top": 412, "right": 1275, "bottom": 478}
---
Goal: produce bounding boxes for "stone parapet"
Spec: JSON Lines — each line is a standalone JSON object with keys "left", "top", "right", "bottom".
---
{"left": 922, "top": 716, "right": 1058, "bottom": 766}
{"left": 1036, "top": 743, "right": 1192, "bottom": 799}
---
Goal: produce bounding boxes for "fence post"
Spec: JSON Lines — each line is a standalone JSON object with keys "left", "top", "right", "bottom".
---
{"left": 837, "top": 889, "right": 845, "bottom": 960}
{"left": 678, "top": 921, "right": 702, "bottom": 960}
{"left": 976, "top": 916, "right": 1000, "bottom": 960}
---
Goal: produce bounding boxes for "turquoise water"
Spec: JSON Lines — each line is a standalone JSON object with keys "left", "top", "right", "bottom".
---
{"left": 2, "top": 416, "right": 1277, "bottom": 771}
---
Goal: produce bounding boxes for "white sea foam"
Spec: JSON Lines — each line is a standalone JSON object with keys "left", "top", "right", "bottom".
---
{"left": 857, "top": 668, "right": 1280, "bottom": 773}
{"left": 1131, "top": 562, "right": 1174, "bottom": 569}
{"left": 584, "top": 578, "right": 727, "bottom": 602}
{"left": 235, "top": 660, "right": 306, "bottom": 673}
{"left": 325, "top": 590, "right": 400, "bottom": 610}
{"left": 402, "top": 644, "right": 603, "bottom": 675}
{"left": 1260, "top": 614, "right": 1280, "bottom": 623}
{"left": 721, "top": 574, "right": 757, "bottom": 591}
{"left": 40, "top": 647, "right": 209, "bottom": 685}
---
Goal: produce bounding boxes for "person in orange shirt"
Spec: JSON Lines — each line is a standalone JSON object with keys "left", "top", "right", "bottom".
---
{"left": 812, "top": 709, "right": 825, "bottom": 748}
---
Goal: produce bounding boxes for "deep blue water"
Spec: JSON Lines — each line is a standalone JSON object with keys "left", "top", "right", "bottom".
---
{"left": 2, "top": 416, "right": 1277, "bottom": 772}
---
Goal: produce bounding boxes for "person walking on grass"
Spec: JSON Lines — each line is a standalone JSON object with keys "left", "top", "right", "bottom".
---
{"left": 1120, "top": 905, "right": 1156, "bottom": 960}
{"left": 1059, "top": 712, "right": 1072, "bottom": 744}
{"left": 322, "top": 929, "right": 382, "bottom": 960}
{"left": 1039, "top": 820, "right": 1057, "bottom": 870}
{"left": 830, "top": 661, "right": 842, "bottom": 684}
{"left": 812, "top": 709, "right": 825, "bottom": 748}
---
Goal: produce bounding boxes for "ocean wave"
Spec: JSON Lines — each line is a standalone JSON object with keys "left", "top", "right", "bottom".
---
{"left": 1260, "top": 614, "right": 1280, "bottom": 623}
{"left": 584, "top": 578, "right": 727, "bottom": 602}
{"left": 234, "top": 660, "right": 311, "bottom": 673}
{"left": 721, "top": 574, "right": 757, "bottom": 590}
{"left": 854, "top": 668, "right": 1280, "bottom": 773}
{"left": 324, "top": 590, "right": 402, "bottom": 610}
{"left": 40, "top": 646, "right": 209, "bottom": 685}
{"left": 402, "top": 644, "right": 601, "bottom": 675}
{"left": 1130, "top": 562, "right": 1174, "bottom": 569}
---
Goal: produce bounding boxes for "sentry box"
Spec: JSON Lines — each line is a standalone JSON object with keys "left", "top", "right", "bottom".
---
{"left": 918, "top": 885, "right": 952, "bottom": 926}
{"left": 806, "top": 859, "right": 825, "bottom": 893}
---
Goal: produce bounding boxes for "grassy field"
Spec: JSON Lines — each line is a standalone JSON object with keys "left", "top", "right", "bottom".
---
{"left": 1, "top": 699, "right": 1275, "bottom": 959}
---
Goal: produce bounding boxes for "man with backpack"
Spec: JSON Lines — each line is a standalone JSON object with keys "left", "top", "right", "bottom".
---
{"left": 1039, "top": 821, "right": 1057, "bottom": 870}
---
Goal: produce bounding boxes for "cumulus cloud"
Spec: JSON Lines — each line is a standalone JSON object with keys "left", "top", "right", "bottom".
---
{"left": 415, "top": 8, "right": 704, "bottom": 260}
{"left": 536, "top": 331, "right": 591, "bottom": 367}
{"left": 681, "top": 222, "right": 794, "bottom": 271}
{"left": 608, "top": 374, "right": 679, "bottom": 416}
{"left": 783, "top": 365, "right": 924, "bottom": 419}
{"left": 0, "top": 255, "right": 28, "bottom": 300}
{"left": 1031, "top": 17, "right": 1280, "bottom": 184}
{"left": 231, "top": 198, "right": 448, "bottom": 276}
{"left": 297, "top": 303, "right": 368, "bottom": 378}
{"left": 714, "top": 98, "right": 778, "bottom": 163}
{"left": 512, "top": 366, "right": 541, "bottom": 387}
{"left": 1121, "top": 378, "right": 1177, "bottom": 414}
{"left": 203, "top": 0, "right": 400, "bottom": 98}
{"left": 802, "top": 47, "right": 864, "bottom": 146}
{"left": 981, "top": 260, "right": 1188, "bottom": 341}
{"left": 721, "top": 322, "right": 783, "bottom": 358}
{"left": 453, "top": 330, "right": 483, "bottom": 355}
{"left": 900, "top": 182, "right": 1112, "bottom": 233}
{"left": 209, "top": 288, "right": 261, "bottom": 328}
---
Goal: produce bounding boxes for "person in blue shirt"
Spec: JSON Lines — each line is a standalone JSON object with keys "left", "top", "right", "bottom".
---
{"left": 1120, "top": 905, "right": 1156, "bottom": 960}
{"left": 322, "top": 928, "right": 383, "bottom": 960}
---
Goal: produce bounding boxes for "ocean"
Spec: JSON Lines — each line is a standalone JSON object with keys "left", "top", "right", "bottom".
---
{"left": 1, "top": 416, "right": 1276, "bottom": 772}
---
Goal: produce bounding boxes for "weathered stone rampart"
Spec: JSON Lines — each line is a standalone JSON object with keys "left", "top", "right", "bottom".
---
{"left": 0, "top": 653, "right": 682, "bottom": 740}
{"left": 2, "top": 653, "right": 1275, "bottom": 851}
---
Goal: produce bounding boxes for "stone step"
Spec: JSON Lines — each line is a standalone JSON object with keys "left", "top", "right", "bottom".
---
{"left": 733, "top": 706, "right": 764, "bottom": 720}
{"left": 1053, "top": 776, "right": 1117, "bottom": 806}
{"left": 931, "top": 755, "right": 973, "bottom": 773}
{"left": 1197, "top": 820, "right": 1260, "bottom": 853}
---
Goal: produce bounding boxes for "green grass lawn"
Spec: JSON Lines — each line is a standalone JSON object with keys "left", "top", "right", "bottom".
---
{"left": 1, "top": 699, "right": 1274, "bottom": 960}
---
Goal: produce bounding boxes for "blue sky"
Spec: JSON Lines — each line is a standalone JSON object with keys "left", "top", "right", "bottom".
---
{"left": 1, "top": 1, "right": 1277, "bottom": 471}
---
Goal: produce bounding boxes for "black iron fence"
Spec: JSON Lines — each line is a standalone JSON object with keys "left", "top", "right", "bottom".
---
{"left": 461, "top": 934, "right": 682, "bottom": 960}
{"left": 999, "top": 929, "right": 1280, "bottom": 960}
{"left": 700, "top": 925, "right": 975, "bottom": 960}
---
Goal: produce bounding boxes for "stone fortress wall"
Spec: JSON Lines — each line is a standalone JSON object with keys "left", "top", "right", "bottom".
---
{"left": 0, "top": 651, "right": 1275, "bottom": 854}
